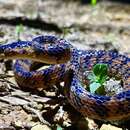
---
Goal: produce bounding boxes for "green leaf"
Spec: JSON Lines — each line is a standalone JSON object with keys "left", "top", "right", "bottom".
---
{"left": 56, "top": 125, "right": 62, "bottom": 130}
{"left": 16, "top": 24, "right": 24, "bottom": 34}
{"left": 93, "top": 63, "right": 108, "bottom": 79}
{"left": 89, "top": 82, "right": 101, "bottom": 94}
{"left": 98, "top": 75, "right": 108, "bottom": 85}
{"left": 91, "top": 0, "right": 97, "bottom": 6}
{"left": 16, "top": 24, "right": 24, "bottom": 40}
{"left": 87, "top": 72, "right": 96, "bottom": 82}
{"left": 95, "top": 85, "right": 106, "bottom": 95}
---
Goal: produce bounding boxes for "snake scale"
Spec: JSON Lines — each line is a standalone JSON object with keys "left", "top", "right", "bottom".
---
{"left": 0, "top": 35, "right": 129, "bottom": 121}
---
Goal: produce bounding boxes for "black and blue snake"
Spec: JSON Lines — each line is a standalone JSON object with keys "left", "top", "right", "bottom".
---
{"left": 0, "top": 35, "right": 129, "bottom": 121}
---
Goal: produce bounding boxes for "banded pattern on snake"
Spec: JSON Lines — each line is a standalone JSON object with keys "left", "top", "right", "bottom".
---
{"left": 0, "top": 35, "right": 129, "bottom": 121}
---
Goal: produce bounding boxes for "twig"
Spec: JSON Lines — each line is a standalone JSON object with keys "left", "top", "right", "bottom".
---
{"left": 23, "top": 105, "right": 51, "bottom": 126}
{"left": 0, "top": 96, "right": 29, "bottom": 105}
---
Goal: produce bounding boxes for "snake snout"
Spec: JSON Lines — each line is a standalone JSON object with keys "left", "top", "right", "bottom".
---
{"left": 0, "top": 41, "right": 34, "bottom": 60}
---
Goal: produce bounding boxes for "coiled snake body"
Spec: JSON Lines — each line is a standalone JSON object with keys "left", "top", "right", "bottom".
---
{"left": 0, "top": 35, "right": 129, "bottom": 121}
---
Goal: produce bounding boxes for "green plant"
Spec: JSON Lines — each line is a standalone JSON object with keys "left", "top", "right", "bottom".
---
{"left": 62, "top": 27, "right": 71, "bottom": 38}
{"left": 56, "top": 124, "right": 63, "bottom": 130}
{"left": 87, "top": 63, "right": 109, "bottom": 95}
{"left": 91, "top": 0, "right": 97, "bottom": 6}
{"left": 16, "top": 24, "right": 24, "bottom": 41}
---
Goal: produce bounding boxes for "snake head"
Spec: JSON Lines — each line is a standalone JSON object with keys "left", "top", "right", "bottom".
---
{"left": 0, "top": 41, "right": 33, "bottom": 60}
{"left": 0, "top": 36, "right": 71, "bottom": 64}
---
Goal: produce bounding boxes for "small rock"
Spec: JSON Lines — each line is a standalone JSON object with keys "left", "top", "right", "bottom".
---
{"left": 31, "top": 124, "right": 51, "bottom": 130}
{"left": 104, "top": 79, "right": 123, "bottom": 96}
{"left": 0, "top": 123, "right": 15, "bottom": 130}
{"left": 100, "top": 124, "right": 122, "bottom": 130}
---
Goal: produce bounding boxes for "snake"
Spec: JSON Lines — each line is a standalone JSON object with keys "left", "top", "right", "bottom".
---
{"left": 0, "top": 35, "right": 129, "bottom": 121}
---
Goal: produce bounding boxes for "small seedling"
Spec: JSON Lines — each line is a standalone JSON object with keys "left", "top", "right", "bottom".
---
{"left": 87, "top": 63, "right": 109, "bottom": 95}
{"left": 16, "top": 24, "right": 24, "bottom": 41}
{"left": 91, "top": 0, "right": 97, "bottom": 6}
{"left": 62, "top": 27, "right": 71, "bottom": 38}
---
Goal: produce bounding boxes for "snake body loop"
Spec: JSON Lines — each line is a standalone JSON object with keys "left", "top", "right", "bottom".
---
{"left": 0, "top": 35, "right": 129, "bottom": 121}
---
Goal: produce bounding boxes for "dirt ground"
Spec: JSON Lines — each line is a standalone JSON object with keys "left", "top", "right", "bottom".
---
{"left": 0, "top": 0, "right": 129, "bottom": 130}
